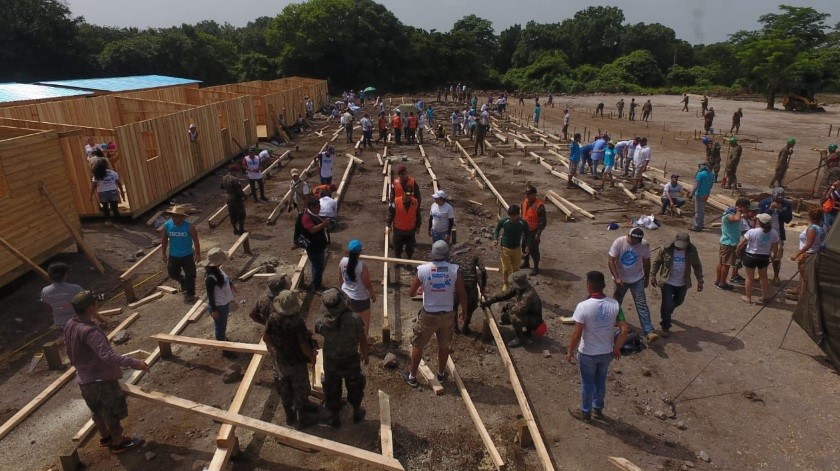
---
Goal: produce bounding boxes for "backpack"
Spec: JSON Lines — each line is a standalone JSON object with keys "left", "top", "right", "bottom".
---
{"left": 293, "top": 213, "right": 310, "bottom": 248}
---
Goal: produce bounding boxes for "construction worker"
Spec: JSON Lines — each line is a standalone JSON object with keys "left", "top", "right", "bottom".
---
{"left": 730, "top": 108, "right": 743, "bottom": 134}
{"left": 391, "top": 111, "right": 403, "bottom": 144}
{"left": 681, "top": 94, "right": 689, "bottom": 112}
{"left": 450, "top": 242, "right": 487, "bottom": 335}
{"left": 391, "top": 165, "right": 421, "bottom": 206}
{"left": 708, "top": 141, "right": 722, "bottom": 182}
{"left": 595, "top": 102, "right": 605, "bottom": 118}
{"left": 161, "top": 205, "right": 200, "bottom": 303}
{"left": 616, "top": 99, "right": 625, "bottom": 119}
{"left": 375, "top": 111, "right": 389, "bottom": 144}
{"left": 493, "top": 205, "right": 530, "bottom": 291}
{"left": 287, "top": 168, "right": 309, "bottom": 215}
{"left": 316, "top": 289, "right": 368, "bottom": 428}
{"left": 758, "top": 187, "right": 793, "bottom": 285}
{"left": 770, "top": 138, "right": 795, "bottom": 188}
{"left": 243, "top": 149, "right": 268, "bottom": 202}
{"left": 701, "top": 95, "right": 708, "bottom": 114}
{"left": 641, "top": 100, "right": 652, "bottom": 122}
{"left": 818, "top": 144, "right": 840, "bottom": 195}
{"left": 481, "top": 271, "right": 544, "bottom": 348}
{"left": 703, "top": 107, "right": 715, "bottom": 134}
{"left": 220, "top": 173, "right": 246, "bottom": 235}
{"left": 315, "top": 145, "right": 335, "bottom": 185}
{"left": 520, "top": 185, "right": 547, "bottom": 275}
{"left": 311, "top": 183, "right": 337, "bottom": 198}
{"left": 388, "top": 190, "right": 421, "bottom": 264}
{"left": 628, "top": 98, "right": 637, "bottom": 121}
{"left": 724, "top": 137, "right": 742, "bottom": 189}
{"left": 407, "top": 111, "right": 418, "bottom": 144}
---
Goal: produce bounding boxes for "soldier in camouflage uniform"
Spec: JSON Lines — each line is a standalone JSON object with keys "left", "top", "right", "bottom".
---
{"left": 450, "top": 245, "right": 487, "bottom": 335}
{"left": 481, "top": 271, "right": 543, "bottom": 348}
{"left": 263, "top": 290, "right": 319, "bottom": 429}
{"left": 706, "top": 142, "right": 722, "bottom": 182}
{"left": 220, "top": 173, "right": 246, "bottom": 235}
{"left": 316, "top": 289, "right": 369, "bottom": 428}
{"left": 724, "top": 137, "right": 743, "bottom": 189}
{"left": 247, "top": 274, "right": 289, "bottom": 325}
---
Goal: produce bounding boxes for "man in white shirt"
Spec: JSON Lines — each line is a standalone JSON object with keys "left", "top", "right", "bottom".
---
{"left": 403, "top": 241, "right": 468, "bottom": 388}
{"left": 243, "top": 149, "right": 267, "bottom": 202}
{"left": 630, "top": 137, "right": 650, "bottom": 192}
{"left": 660, "top": 173, "right": 686, "bottom": 215}
{"left": 566, "top": 271, "right": 629, "bottom": 422}
{"left": 305, "top": 96, "right": 314, "bottom": 120}
{"left": 607, "top": 228, "right": 657, "bottom": 342}
{"left": 315, "top": 145, "right": 335, "bottom": 184}
{"left": 359, "top": 113, "right": 373, "bottom": 150}
{"left": 562, "top": 109, "right": 571, "bottom": 141}
{"left": 341, "top": 110, "right": 354, "bottom": 144}
{"left": 428, "top": 190, "right": 455, "bottom": 243}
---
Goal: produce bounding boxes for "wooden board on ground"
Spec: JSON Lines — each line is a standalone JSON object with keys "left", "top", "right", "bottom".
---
{"left": 418, "top": 360, "right": 445, "bottom": 395}
{"left": 187, "top": 296, "right": 208, "bottom": 323}
{"left": 157, "top": 285, "right": 178, "bottom": 294}
{"left": 0, "top": 312, "right": 140, "bottom": 441}
{"left": 360, "top": 254, "right": 500, "bottom": 272}
{"left": 379, "top": 390, "right": 394, "bottom": 459}
{"left": 608, "top": 456, "right": 645, "bottom": 471}
{"left": 152, "top": 334, "right": 268, "bottom": 358}
{"left": 127, "top": 290, "right": 164, "bottom": 309}
{"left": 120, "top": 383, "right": 405, "bottom": 471}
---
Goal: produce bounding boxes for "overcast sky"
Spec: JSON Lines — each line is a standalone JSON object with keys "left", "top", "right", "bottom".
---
{"left": 67, "top": 0, "right": 840, "bottom": 45}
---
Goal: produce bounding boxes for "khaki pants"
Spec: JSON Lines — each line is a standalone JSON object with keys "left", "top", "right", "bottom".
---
{"left": 500, "top": 246, "right": 522, "bottom": 290}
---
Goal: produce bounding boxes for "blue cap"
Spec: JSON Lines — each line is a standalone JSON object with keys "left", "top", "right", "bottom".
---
{"left": 348, "top": 239, "right": 363, "bottom": 253}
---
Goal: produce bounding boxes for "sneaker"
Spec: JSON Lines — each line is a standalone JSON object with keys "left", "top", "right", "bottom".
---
{"left": 660, "top": 328, "right": 671, "bottom": 338}
{"left": 646, "top": 332, "right": 660, "bottom": 344}
{"left": 183, "top": 294, "right": 197, "bottom": 303}
{"left": 324, "top": 413, "right": 341, "bottom": 428}
{"left": 592, "top": 408, "right": 605, "bottom": 420}
{"left": 568, "top": 407, "right": 591, "bottom": 422}
{"left": 436, "top": 371, "right": 447, "bottom": 383}
{"left": 507, "top": 337, "right": 524, "bottom": 348}
{"left": 402, "top": 371, "right": 419, "bottom": 388}
{"left": 730, "top": 275, "right": 745, "bottom": 285}
{"left": 720, "top": 283, "right": 735, "bottom": 290}
{"left": 110, "top": 437, "right": 143, "bottom": 454}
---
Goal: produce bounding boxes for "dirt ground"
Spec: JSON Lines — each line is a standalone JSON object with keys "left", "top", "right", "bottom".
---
{"left": 0, "top": 92, "right": 839, "bottom": 471}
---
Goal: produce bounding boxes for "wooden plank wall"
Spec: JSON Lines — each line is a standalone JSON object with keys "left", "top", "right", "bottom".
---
{"left": 0, "top": 130, "right": 79, "bottom": 286}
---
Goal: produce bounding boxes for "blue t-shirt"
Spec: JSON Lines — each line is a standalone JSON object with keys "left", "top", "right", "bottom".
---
{"left": 720, "top": 209, "right": 742, "bottom": 246}
{"left": 426, "top": 108, "right": 434, "bottom": 120}
{"left": 569, "top": 141, "right": 581, "bottom": 162}
{"left": 694, "top": 169, "right": 715, "bottom": 196}
{"left": 604, "top": 148, "right": 616, "bottom": 167}
{"left": 533, "top": 107, "right": 541, "bottom": 121}
{"left": 580, "top": 143, "right": 594, "bottom": 159}
{"left": 165, "top": 220, "right": 194, "bottom": 257}
{"left": 591, "top": 139, "right": 606, "bottom": 161}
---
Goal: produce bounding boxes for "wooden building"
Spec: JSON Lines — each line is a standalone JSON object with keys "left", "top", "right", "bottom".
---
{"left": 0, "top": 126, "right": 80, "bottom": 287}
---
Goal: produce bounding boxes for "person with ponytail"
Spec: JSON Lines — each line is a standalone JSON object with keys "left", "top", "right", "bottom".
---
{"left": 338, "top": 239, "right": 375, "bottom": 338}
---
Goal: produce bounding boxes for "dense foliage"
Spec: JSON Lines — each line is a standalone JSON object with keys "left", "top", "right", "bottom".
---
{"left": 3, "top": 1, "right": 838, "bottom": 107}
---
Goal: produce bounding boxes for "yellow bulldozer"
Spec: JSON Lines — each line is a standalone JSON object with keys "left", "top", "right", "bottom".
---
{"left": 782, "top": 93, "right": 825, "bottom": 112}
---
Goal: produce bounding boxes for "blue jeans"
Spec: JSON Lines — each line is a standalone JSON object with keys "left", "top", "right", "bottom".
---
{"left": 591, "top": 159, "right": 600, "bottom": 177}
{"left": 825, "top": 211, "right": 837, "bottom": 229}
{"left": 577, "top": 351, "right": 613, "bottom": 414}
{"left": 659, "top": 283, "right": 687, "bottom": 330}
{"left": 430, "top": 229, "right": 448, "bottom": 243}
{"left": 661, "top": 197, "right": 686, "bottom": 213}
{"left": 306, "top": 247, "right": 326, "bottom": 290}
{"left": 613, "top": 279, "right": 654, "bottom": 334}
{"left": 693, "top": 197, "right": 707, "bottom": 229}
{"left": 209, "top": 302, "right": 231, "bottom": 341}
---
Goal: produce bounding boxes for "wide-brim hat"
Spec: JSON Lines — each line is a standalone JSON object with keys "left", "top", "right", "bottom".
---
{"left": 166, "top": 204, "right": 190, "bottom": 217}
{"left": 509, "top": 270, "right": 530, "bottom": 288}
{"left": 204, "top": 247, "right": 228, "bottom": 267}
{"left": 321, "top": 288, "right": 346, "bottom": 316}
{"left": 272, "top": 290, "right": 301, "bottom": 316}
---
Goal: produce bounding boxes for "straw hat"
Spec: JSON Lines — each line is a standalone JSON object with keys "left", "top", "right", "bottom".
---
{"left": 204, "top": 247, "right": 228, "bottom": 267}
{"left": 167, "top": 204, "right": 189, "bottom": 217}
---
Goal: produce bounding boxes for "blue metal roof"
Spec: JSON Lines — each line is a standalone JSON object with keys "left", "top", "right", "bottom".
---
{"left": 0, "top": 83, "right": 93, "bottom": 104}
{"left": 37, "top": 75, "right": 201, "bottom": 93}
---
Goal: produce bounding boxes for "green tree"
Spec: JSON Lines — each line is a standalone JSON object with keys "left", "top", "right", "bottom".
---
{"left": 495, "top": 24, "right": 521, "bottom": 73}
{"left": 450, "top": 15, "right": 498, "bottom": 55}
{"left": 562, "top": 6, "right": 625, "bottom": 65}
{"left": 611, "top": 50, "right": 665, "bottom": 87}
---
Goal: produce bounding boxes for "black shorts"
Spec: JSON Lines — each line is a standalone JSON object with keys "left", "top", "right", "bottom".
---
{"left": 742, "top": 253, "right": 770, "bottom": 269}
{"left": 79, "top": 380, "right": 128, "bottom": 424}
{"left": 346, "top": 297, "right": 371, "bottom": 312}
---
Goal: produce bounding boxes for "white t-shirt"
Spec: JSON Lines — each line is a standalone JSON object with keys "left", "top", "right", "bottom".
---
{"left": 662, "top": 182, "right": 684, "bottom": 199}
{"left": 341, "top": 112, "right": 352, "bottom": 126}
{"left": 360, "top": 117, "right": 373, "bottom": 131}
{"left": 666, "top": 249, "right": 687, "bottom": 287}
{"left": 84, "top": 144, "right": 97, "bottom": 157}
{"left": 573, "top": 296, "right": 622, "bottom": 355}
{"left": 340, "top": 257, "right": 370, "bottom": 300}
{"left": 93, "top": 169, "right": 120, "bottom": 193}
{"left": 744, "top": 228, "right": 780, "bottom": 255}
{"left": 417, "top": 261, "right": 459, "bottom": 313}
{"left": 633, "top": 145, "right": 651, "bottom": 167}
{"left": 318, "top": 196, "right": 337, "bottom": 218}
{"left": 259, "top": 149, "right": 271, "bottom": 164}
{"left": 608, "top": 236, "right": 650, "bottom": 284}
{"left": 319, "top": 152, "right": 334, "bottom": 179}
{"left": 417, "top": 114, "right": 426, "bottom": 129}
{"left": 244, "top": 156, "right": 262, "bottom": 180}
{"left": 41, "top": 282, "right": 84, "bottom": 329}
{"left": 430, "top": 202, "right": 455, "bottom": 233}
{"left": 563, "top": 114, "right": 570, "bottom": 126}
{"left": 210, "top": 269, "right": 234, "bottom": 307}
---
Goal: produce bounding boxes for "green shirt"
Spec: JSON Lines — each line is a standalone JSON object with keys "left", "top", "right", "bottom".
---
{"left": 494, "top": 217, "right": 529, "bottom": 249}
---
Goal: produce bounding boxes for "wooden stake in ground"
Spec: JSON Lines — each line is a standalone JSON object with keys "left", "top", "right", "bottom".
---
{"left": 382, "top": 226, "right": 391, "bottom": 344}
{"left": 379, "top": 390, "right": 394, "bottom": 459}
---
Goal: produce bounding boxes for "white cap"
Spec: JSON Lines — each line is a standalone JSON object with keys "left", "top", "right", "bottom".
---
{"left": 432, "top": 190, "right": 447, "bottom": 199}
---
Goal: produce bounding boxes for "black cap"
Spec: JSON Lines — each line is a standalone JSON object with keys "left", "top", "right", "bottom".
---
{"left": 524, "top": 185, "right": 537, "bottom": 195}
{"left": 629, "top": 228, "right": 644, "bottom": 239}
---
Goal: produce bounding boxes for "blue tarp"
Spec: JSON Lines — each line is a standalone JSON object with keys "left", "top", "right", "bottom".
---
{"left": 37, "top": 75, "right": 201, "bottom": 93}
{"left": 0, "top": 83, "right": 92, "bottom": 104}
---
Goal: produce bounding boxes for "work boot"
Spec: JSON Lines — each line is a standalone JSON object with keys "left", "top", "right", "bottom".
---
{"left": 520, "top": 258, "right": 530, "bottom": 269}
{"left": 296, "top": 411, "right": 318, "bottom": 430}
{"left": 325, "top": 411, "right": 341, "bottom": 428}
{"left": 352, "top": 406, "right": 366, "bottom": 424}
{"left": 283, "top": 405, "right": 297, "bottom": 426}
{"left": 301, "top": 401, "right": 321, "bottom": 413}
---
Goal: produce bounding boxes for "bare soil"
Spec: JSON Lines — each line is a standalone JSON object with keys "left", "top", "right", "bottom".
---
{"left": 0, "top": 92, "right": 838, "bottom": 471}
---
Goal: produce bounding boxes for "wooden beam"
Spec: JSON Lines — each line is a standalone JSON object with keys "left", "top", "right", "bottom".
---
{"left": 213, "top": 342, "right": 266, "bottom": 456}
{"left": 313, "top": 348, "right": 324, "bottom": 391}
{"left": 360, "top": 254, "right": 499, "bottom": 272}
{"left": 127, "top": 291, "right": 164, "bottom": 309}
{"left": 206, "top": 151, "right": 288, "bottom": 228}
{"left": 99, "top": 307, "right": 123, "bottom": 317}
{"left": 157, "top": 285, "right": 178, "bottom": 294}
{"left": 0, "top": 312, "right": 140, "bottom": 441}
{"left": 616, "top": 183, "right": 637, "bottom": 200}
{"left": 227, "top": 231, "right": 252, "bottom": 257}
{"left": 120, "top": 383, "right": 406, "bottom": 471}
{"left": 608, "top": 457, "right": 645, "bottom": 471}
{"left": 0, "top": 234, "right": 50, "bottom": 282}
{"left": 290, "top": 252, "right": 308, "bottom": 291}
{"left": 237, "top": 264, "right": 265, "bottom": 282}
{"left": 379, "top": 390, "right": 394, "bottom": 459}
{"left": 418, "top": 361, "right": 444, "bottom": 395}
{"left": 152, "top": 334, "right": 268, "bottom": 357}
{"left": 119, "top": 245, "right": 162, "bottom": 302}
{"left": 39, "top": 182, "right": 105, "bottom": 274}
{"left": 446, "top": 357, "right": 505, "bottom": 470}
{"left": 267, "top": 142, "right": 327, "bottom": 225}
{"left": 547, "top": 191, "right": 595, "bottom": 219}
{"left": 549, "top": 170, "right": 597, "bottom": 196}
{"left": 186, "top": 296, "right": 208, "bottom": 323}
{"left": 477, "top": 286, "right": 555, "bottom": 471}
{"left": 456, "top": 142, "right": 509, "bottom": 210}
{"left": 382, "top": 227, "right": 390, "bottom": 343}
{"left": 544, "top": 193, "right": 574, "bottom": 221}
{"left": 335, "top": 156, "right": 357, "bottom": 204}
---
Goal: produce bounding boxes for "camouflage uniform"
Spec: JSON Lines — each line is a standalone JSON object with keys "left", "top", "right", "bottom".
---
{"left": 819, "top": 151, "right": 840, "bottom": 195}
{"left": 707, "top": 143, "right": 722, "bottom": 182}
{"left": 263, "top": 290, "right": 317, "bottom": 427}
{"left": 220, "top": 174, "right": 246, "bottom": 234}
{"left": 451, "top": 249, "right": 487, "bottom": 333}
{"left": 724, "top": 144, "right": 742, "bottom": 189}
{"left": 316, "top": 289, "right": 367, "bottom": 426}
{"left": 482, "top": 271, "right": 543, "bottom": 347}
{"left": 770, "top": 144, "right": 794, "bottom": 188}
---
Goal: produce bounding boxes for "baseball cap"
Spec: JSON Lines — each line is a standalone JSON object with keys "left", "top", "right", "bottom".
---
{"left": 432, "top": 190, "right": 446, "bottom": 199}
{"left": 348, "top": 239, "right": 363, "bottom": 253}
{"left": 430, "top": 240, "right": 450, "bottom": 260}
{"left": 71, "top": 290, "right": 98, "bottom": 314}
{"left": 629, "top": 228, "right": 644, "bottom": 240}
{"left": 756, "top": 213, "right": 772, "bottom": 224}
{"left": 524, "top": 185, "right": 537, "bottom": 195}
{"left": 674, "top": 232, "right": 690, "bottom": 249}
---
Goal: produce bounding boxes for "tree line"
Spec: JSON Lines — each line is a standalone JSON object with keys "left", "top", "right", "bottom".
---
{"left": 3, "top": 1, "right": 839, "bottom": 107}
